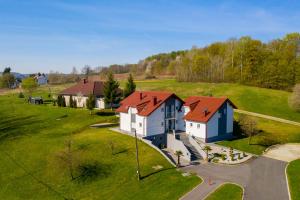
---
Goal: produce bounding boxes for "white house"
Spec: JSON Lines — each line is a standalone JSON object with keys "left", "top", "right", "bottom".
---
{"left": 34, "top": 74, "right": 48, "bottom": 85}
{"left": 117, "top": 91, "right": 237, "bottom": 146}
{"left": 116, "top": 91, "right": 185, "bottom": 148}
{"left": 183, "top": 96, "right": 237, "bottom": 142}
{"left": 60, "top": 79, "right": 121, "bottom": 109}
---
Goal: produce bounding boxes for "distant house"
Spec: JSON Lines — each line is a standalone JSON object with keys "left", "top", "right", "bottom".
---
{"left": 34, "top": 74, "right": 47, "bottom": 85}
{"left": 117, "top": 91, "right": 237, "bottom": 144}
{"left": 60, "top": 79, "right": 120, "bottom": 109}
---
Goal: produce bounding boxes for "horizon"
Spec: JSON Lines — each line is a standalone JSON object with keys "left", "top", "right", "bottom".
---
{"left": 1, "top": 0, "right": 300, "bottom": 74}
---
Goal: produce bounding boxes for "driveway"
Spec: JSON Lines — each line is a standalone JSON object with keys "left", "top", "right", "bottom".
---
{"left": 263, "top": 143, "right": 300, "bottom": 162}
{"left": 181, "top": 157, "right": 289, "bottom": 200}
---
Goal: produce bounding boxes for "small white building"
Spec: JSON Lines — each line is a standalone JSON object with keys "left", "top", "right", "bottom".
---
{"left": 117, "top": 91, "right": 237, "bottom": 146}
{"left": 35, "top": 74, "right": 48, "bottom": 85}
{"left": 60, "top": 79, "right": 119, "bottom": 109}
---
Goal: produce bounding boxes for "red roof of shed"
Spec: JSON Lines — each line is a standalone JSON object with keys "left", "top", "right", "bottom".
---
{"left": 116, "top": 91, "right": 183, "bottom": 116}
{"left": 184, "top": 96, "right": 237, "bottom": 123}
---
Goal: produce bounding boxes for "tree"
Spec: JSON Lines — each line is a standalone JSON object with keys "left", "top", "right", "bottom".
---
{"left": 86, "top": 94, "right": 95, "bottom": 115}
{"left": 289, "top": 84, "right": 300, "bottom": 112}
{"left": 69, "top": 95, "right": 74, "bottom": 108}
{"left": 203, "top": 145, "right": 212, "bottom": 161}
{"left": 61, "top": 96, "right": 66, "bottom": 107}
{"left": 82, "top": 65, "right": 91, "bottom": 79}
{"left": 0, "top": 73, "right": 15, "bottom": 88}
{"left": 73, "top": 99, "right": 77, "bottom": 108}
{"left": 123, "top": 73, "right": 136, "bottom": 97}
{"left": 239, "top": 115, "right": 257, "bottom": 144}
{"left": 22, "top": 77, "right": 38, "bottom": 96}
{"left": 175, "top": 150, "right": 183, "bottom": 167}
{"left": 104, "top": 72, "right": 121, "bottom": 110}
{"left": 3, "top": 67, "right": 11, "bottom": 74}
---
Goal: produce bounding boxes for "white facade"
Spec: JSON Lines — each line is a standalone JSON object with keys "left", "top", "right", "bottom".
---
{"left": 185, "top": 102, "right": 234, "bottom": 141}
{"left": 63, "top": 95, "right": 106, "bottom": 109}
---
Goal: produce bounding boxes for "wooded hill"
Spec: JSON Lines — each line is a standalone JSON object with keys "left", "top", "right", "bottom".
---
{"left": 107, "top": 33, "right": 300, "bottom": 91}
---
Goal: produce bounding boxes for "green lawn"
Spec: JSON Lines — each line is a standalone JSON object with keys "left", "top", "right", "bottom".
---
{"left": 121, "top": 79, "right": 300, "bottom": 122}
{"left": 205, "top": 183, "right": 243, "bottom": 200}
{"left": 0, "top": 93, "right": 201, "bottom": 200}
{"left": 218, "top": 115, "right": 300, "bottom": 155}
{"left": 287, "top": 159, "right": 300, "bottom": 200}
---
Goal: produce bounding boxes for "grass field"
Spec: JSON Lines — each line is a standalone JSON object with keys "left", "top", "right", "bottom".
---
{"left": 0, "top": 93, "right": 200, "bottom": 200}
{"left": 204, "top": 183, "right": 243, "bottom": 200}
{"left": 120, "top": 79, "right": 300, "bottom": 122}
{"left": 287, "top": 159, "right": 300, "bottom": 200}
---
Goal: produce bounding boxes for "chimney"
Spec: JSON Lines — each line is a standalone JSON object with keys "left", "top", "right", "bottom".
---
{"left": 152, "top": 96, "right": 157, "bottom": 105}
{"left": 203, "top": 108, "right": 208, "bottom": 116}
{"left": 139, "top": 92, "right": 143, "bottom": 100}
{"left": 83, "top": 79, "right": 88, "bottom": 84}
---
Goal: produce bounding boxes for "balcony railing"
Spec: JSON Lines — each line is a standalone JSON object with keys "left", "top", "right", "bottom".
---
{"left": 165, "top": 111, "right": 175, "bottom": 118}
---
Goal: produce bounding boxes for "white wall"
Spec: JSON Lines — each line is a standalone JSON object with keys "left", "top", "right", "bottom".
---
{"left": 207, "top": 112, "right": 219, "bottom": 138}
{"left": 146, "top": 103, "right": 165, "bottom": 136}
{"left": 136, "top": 114, "right": 146, "bottom": 136}
{"left": 226, "top": 102, "right": 234, "bottom": 133}
{"left": 185, "top": 120, "right": 206, "bottom": 139}
{"left": 120, "top": 112, "right": 131, "bottom": 132}
{"left": 95, "top": 98, "right": 105, "bottom": 109}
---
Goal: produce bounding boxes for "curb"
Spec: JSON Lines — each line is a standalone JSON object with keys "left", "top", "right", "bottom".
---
{"left": 179, "top": 175, "right": 204, "bottom": 200}
{"left": 285, "top": 162, "right": 292, "bottom": 200}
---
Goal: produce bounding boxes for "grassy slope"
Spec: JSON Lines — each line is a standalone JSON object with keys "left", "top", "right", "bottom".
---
{"left": 287, "top": 159, "right": 300, "bottom": 200}
{"left": 205, "top": 183, "right": 243, "bottom": 200}
{"left": 0, "top": 92, "right": 200, "bottom": 200}
{"left": 123, "top": 79, "right": 300, "bottom": 122}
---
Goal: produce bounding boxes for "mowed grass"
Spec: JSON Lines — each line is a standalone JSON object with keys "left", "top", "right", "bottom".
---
{"left": 120, "top": 79, "right": 300, "bottom": 122}
{"left": 287, "top": 159, "right": 300, "bottom": 200}
{"left": 218, "top": 115, "right": 300, "bottom": 155}
{"left": 0, "top": 93, "right": 200, "bottom": 200}
{"left": 204, "top": 183, "right": 243, "bottom": 200}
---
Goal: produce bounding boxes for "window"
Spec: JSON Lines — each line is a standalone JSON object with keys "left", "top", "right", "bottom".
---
{"left": 190, "top": 123, "right": 193, "bottom": 127}
{"left": 161, "top": 108, "right": 164, "bottom": 112}
{"left": 139, "top": 123, "right": 142, "bottom": 127}
{"left": 131, "top": 114, "right": 136, "bottom": 122}
{"left": 197, "top": 124, "right": 200, "bottom": 129}
{"left": 175, "top": 120, "right": 178, "bottom": 124}
{"left": 161, "top": 122, "right": 164, "bottom": 127}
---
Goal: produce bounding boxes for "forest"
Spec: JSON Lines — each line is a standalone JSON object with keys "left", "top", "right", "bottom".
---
{"left": 110, "top": 33, "right": 300, "bottom": 91}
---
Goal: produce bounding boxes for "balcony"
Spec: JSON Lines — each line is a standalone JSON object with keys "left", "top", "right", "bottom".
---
{"left": 165, "top": 111, "right": 175, "bottom": 119}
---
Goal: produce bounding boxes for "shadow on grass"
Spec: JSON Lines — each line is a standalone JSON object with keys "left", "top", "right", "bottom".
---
{"left": 75, "top": 162, "right": 112, "bottom": 182}
{"left": 95, "top": 110, "right": 116, "bottom": 116}
{"left": 0, "top": 115, "right": 42, "bottom": 141}
{"left": 140, "top": 167, "right": 175, "bottom": 180}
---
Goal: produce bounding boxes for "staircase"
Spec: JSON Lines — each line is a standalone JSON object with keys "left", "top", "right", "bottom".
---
{"left": 179, "top": 134, "right": 203, "bottom": 161}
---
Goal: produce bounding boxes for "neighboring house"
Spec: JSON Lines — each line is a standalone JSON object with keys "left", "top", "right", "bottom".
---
{"left": 117, "top": 91, "right": 237, "bottom": 145}
{"left": 34, "top": 74, "right": 48, "bottom": 85}
{"left": 60, "top": 79, "right": 119, "bottom": 109}
{"left": 116, "top": 91, "right": 185, "bottom": 147}
{"left": 184, "top": 96, "right": 237, "bottom": 142}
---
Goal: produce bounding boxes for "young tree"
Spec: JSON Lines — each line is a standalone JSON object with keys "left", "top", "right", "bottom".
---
{"left": 86, "top": 94, "right": 95, "bottom": 115}
{"left": 60, "top": 96, "right": 66, "bottom": 107}
{"left": 22, "top": 77, "right": 38, "bottom": 96}
{"left": 239, "top": 115, "right": 257, "bottom": 144}
{"left": 289, "top": 84, "right": 300, "bottom": 112}
{"left": 123, "top": 73, "right": 136, "bottom": 97}
{"left": 175, "top": 150, "right": 183, "bottom": 167}
{"left": 69, "top": 95, "right": 74, "bottom": 108}
{"left": 104, "top": 72, "right": 121, "bottom": 110}
{"left": 1, "top": 73, "right": 15, "bottom": 88}
{"left": 203, "top": 145, "right": 212, "bottom": 161}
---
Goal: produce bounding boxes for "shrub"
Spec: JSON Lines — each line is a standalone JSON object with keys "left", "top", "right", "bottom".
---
{"left": 212, "top": 158, "right": 219, "bottom": 163}
{"left": 18, "top": 92, "right": 24, "bottom": 98}
{"left": 221, "top": 154, "right": 227, "bottom": 160}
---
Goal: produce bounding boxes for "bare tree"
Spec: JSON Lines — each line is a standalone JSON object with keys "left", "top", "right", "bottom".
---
{"left": 239, "top": 115, "right": 257, "bottom": 145}
{"left": 81, "top": 65, "right": 91, "bottom": 79}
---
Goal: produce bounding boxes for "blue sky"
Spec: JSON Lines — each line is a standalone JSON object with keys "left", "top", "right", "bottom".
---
{"left": 0, "top": 0, "right": 300, "bottom": 74}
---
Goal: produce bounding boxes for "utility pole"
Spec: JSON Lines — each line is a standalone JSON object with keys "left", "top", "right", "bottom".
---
{"left": 134, "top": 130, "right": 141, "bottom": 180}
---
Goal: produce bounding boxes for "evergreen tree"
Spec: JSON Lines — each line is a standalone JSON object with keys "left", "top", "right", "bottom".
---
{"left": 104, "top": 72, "right": 121, "bottom": 109}
{"left": 123, "top": 73, "right": 136, "bottom": 97}
{"left": 73, "top": 99, "right": 77, "bottom": 108}
{"left": 69, "top": 95, "right": 74, "bottom": 108}
{"left": 61, "top": 96, "right": 66, "bottom": 107}
{"left": 57, "top": 95, "right": 62, "bottom": 107}
{"left": 86, "top": 94, "right": 95, "bottom": 115}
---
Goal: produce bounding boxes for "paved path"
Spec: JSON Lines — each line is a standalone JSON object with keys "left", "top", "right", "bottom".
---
{"left": 263, "top": 143, "right": 300, "bottom": 162}
{"left": 182, "top": 157, "right": 289, "bottom": 200}
{"left": 234, "top": 109, "right": 300, "bottom": 126}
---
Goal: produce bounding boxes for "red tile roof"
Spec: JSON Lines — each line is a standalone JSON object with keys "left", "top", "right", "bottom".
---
{"left": 184, "top": 96, "right": 237, "bottom": 123}
{"left": 60, "top": 80, "right": 106, "bottom": 96}
{"left": 116, "top": 91, "right": 183, "bottom": 116}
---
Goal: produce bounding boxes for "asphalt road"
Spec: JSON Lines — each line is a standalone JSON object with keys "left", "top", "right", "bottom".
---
{"left": 181, "top": 156, "right": 289, "bottom": 200}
